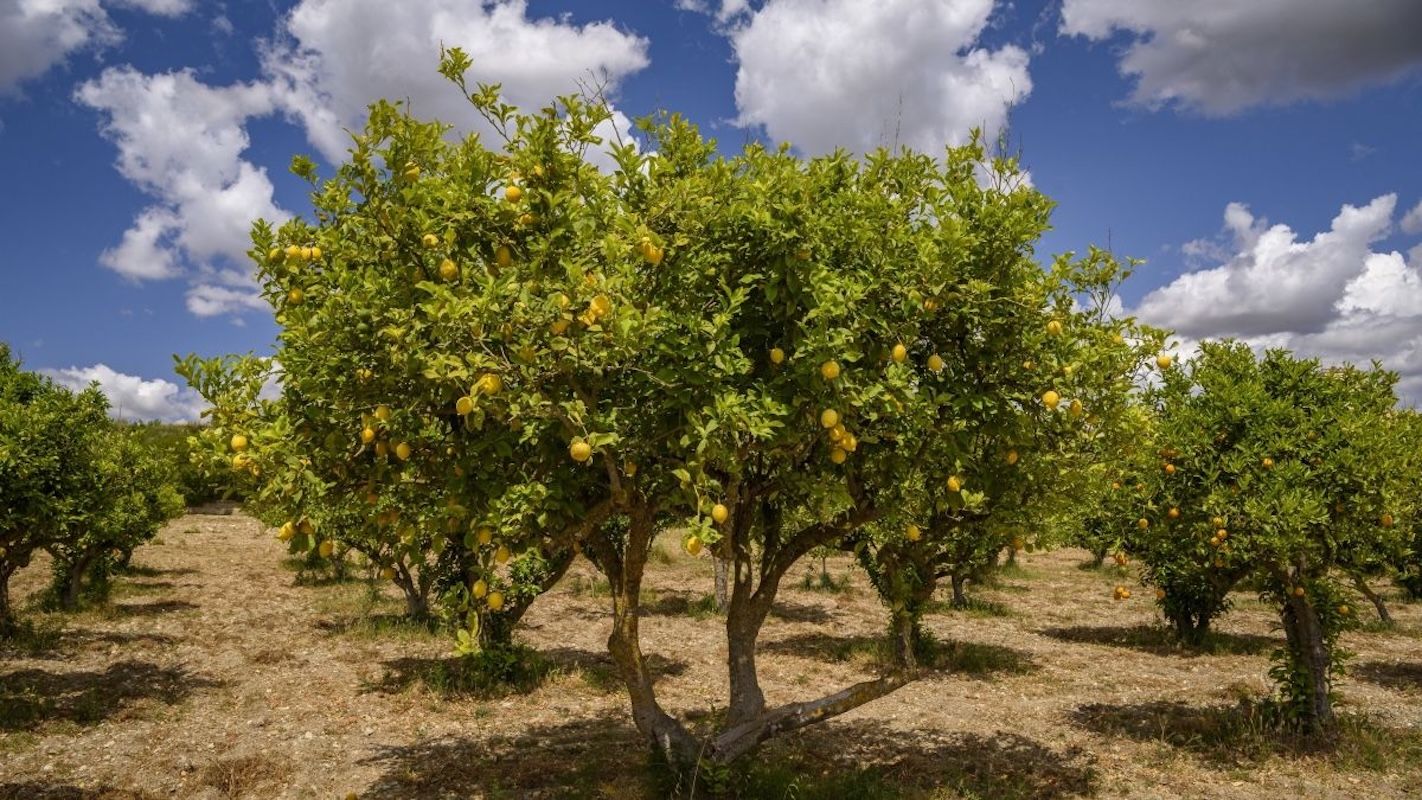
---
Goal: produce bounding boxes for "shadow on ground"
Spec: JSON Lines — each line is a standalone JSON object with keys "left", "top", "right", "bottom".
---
{"left": 357, "top": 714, "right": 1096, "bottom": 799}
{"left": 761, "top": 632, "right": 1037, "bottom": 678}
{"left": 0, "top": 784, "right": 157, "bottom": 800}
{"left": 360, "top": 647, "right": 687, "bottom": 699}
{"left": 1353, "top": 660, "right": 1422, "bottom": 692}
{"left": 0, "top": 661, "right": 219, "bottom": 732}
{"left": 1039, "top": 624, "right": 1274, "bottom": 656}
{"left": 1070, "top": 700, "right": 1422, "bottom": 769}
{"left": 106, "top": 600, "right": 199, "bottom": 617}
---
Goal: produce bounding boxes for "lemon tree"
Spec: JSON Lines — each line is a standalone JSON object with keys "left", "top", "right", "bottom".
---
{"left": 1126, "top": 341, "right": 1408, "bottom": 730}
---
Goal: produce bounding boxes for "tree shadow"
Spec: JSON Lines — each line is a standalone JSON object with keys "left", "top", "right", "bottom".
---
{"left": 106, "top": 600, "right": 199, "bottom": 617}
{"left": 356, "top": 714, "right": 1097, "bottom": 799}
{"left": 1353, "top": 660, "right": 1422, "bottom": 692}
{"left": 641, "top": 590, "right": 718, "bottom": 617}
{"left": 0, "top": 661, "right": 219, "bottom": 732}
{"left": 359, "top": 647, "right": 687, "bottom": 698}
{"left": 760, "top": 632, "right": 1036, "bottom": 679}
{"left": 1038, "top": 624, "right": 1273, "bottom": 656}
{"left": 768, "top": 599, "right": 835, "bottom": 624}
{"left": 0, "top": 784, "right": 157, "bottom": 800}
{"left": 358, "top": 713, "right": 653, "bottom": 798}
{"left": 1069, "top": 700, "right": 1422, "bottom": 769}
{"left": 119, "top": 565, "right": 198, "bottom": 578}
{"left": 749, "top": 719, "right": 1098, "bottom": 800}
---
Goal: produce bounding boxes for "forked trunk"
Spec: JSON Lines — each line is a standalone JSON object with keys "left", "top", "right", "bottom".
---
{"left": 1280, "top": 590, "right": 1335, "bottom": 731}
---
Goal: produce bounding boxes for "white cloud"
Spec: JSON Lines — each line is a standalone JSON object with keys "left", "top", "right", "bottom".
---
{"left": 262, "top": 0, "right": 651, "bottom": 165}
{"left": 0, "top": 0, "right": 117, "bottom": 94}
{"left": 75, "top": 66, "right": 287, "bottom": 297}
{"left": 1060, "top": 0, "right": 1422, "bottom": 115}
{"left": 725, "top": 0, "right": 1031, "bottom": 156}
{"left": 43, "top": 364, "right": 207, "bottom": 422}
{"left": 1136, "top": 194, "right": 1422, "bottom": 403}
{"left": 1401, "top": 200, "right": 1422, "bottom": 236}
{"left": 185, "top": 283, "right": 267, "bottom": 318}
{"left": 0, "top": 0, "right": 192, "bottom": 96}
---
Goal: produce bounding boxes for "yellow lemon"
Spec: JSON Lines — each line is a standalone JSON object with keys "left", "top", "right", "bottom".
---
{"left": 230, "top": 434, "right": 248, "bottom": 451}
{"left": 820, "top": 408, "right": 840, "bottom": 429}
{"left": 891, "top": 343, "right": 908, "bottom": 363}
{"left": 711, "top": 504, "right": 729, "bottom": 524}
{"left": 927, "top": 354, "right": 945, "bottom": 372}
{"left": 769, "top": 347, "right": 785, "bottom": 365}
{"left": 455, "top": 396, "right": 474, "bottom": 415}
{"left": 1042, "top": 390, "right": 1060, "bottom": 410}
{"left": 820, "top": 360, "right": 841, "bottom": 381}
{"left": 570, "top": 440, "right": 593, "bottom": 462}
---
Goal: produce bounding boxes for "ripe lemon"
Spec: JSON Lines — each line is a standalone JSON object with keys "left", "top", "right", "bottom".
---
{"left": 278, "top": 522, "right": 295, "bottom": 541}
{"left": 230, "top": 434, "right": 248, "bottom": 452}
{"left": 570, "top": 440, "right": 593, "bottom": 462}
{"left": 455, "top": 396, "right": 474, "bottom": 415}
{"left": 1216, "top": 528, "right": 1228, "bottom": 539}
{"left": 1382, "top": 513, "right": 1395, "bottom": 528}
{"left": 946, "top": 475, "right": 963, "bottom": 493}
{"left": 1006, "top": 449, "right": 1019, "bottom": 465}
{"left": 268, "top": 247, "right": 283, "bottom": 262}
{"left": 310, "top": 247, "right": 322, "bottom": 261}
{"left": 1156, "top": 354, "right": 1172, "bottom": 369}
{"left": 711, "top": 503, "right": 730, "bottom": 524}
{"left": 395, "top": 442, "right": 412, "bottom": 461}
{"left": 439, "top": 259, "right": 458, "bottom": 281}
{"left": 820, "top": 408, "right": 840, "bottom": 429}
{"left": 1261, "top": 457, "right": 1274, "bottom": 469}
{"left": 923, "top": 298, "right": 939, "bottom": 311}
{"left": 495, "top": 545, "right": 510, "bottom": 565}
{"left": 505, "top": 185, "right": 523, "bottom": 203}
{"left": 487, "top": 591, "right": 505, "bottom": 612}
{"left": 422, "top": 233, "right": 439, "bottom": 248}
{"left": 1338, "top": 604, "right": 1350, "bottom": 616}
{"left": 285, "top": 245, "right": 301, "bottom": 259}
{"left": 1164, "top": 463, "right": 1176, "bottom": 475}
{"left": 590, "top": 295, "right": 612, "bottom": 316}
{"left": 476, "top": 373, "right": 503, "bottom": 395}
{"left": 1293, "top": 586, "right": 1306, "bottom": 598}
{"left": 820, "top": 360, "right": 841, "bottom": 381}
{"left": 1042, "top": 390, "right": 1060, "bottom": 410}
{"left": 318, "top": 540, "right": 335, "bottom": 558}
{"left": 1211, "top": 516, "right": 1224, "bottom": 528}
{"left": 1137, "top": 518, "right": 1150, "bottom": 530}
{"left": 360, "top": 427, "right": 376, "bottom": 444}
{"left": 287, "top": 288, "right": 304, "bottom": 305}
{"left": 473, "top": 579, "right": 488, "bottom": 598}
{"left": 927, "top": 354, "right": 945, "bottom": 372}
{"left": 830, "top": 447, "right": 847, "bottom": 464}
{"left": 841, "top": 433, "right": 858, "bottom": 452}
{"left": 685, "top": 536, "right": 703, "bottom": 556}
{"left": 769, "top": 347, "right": 785, "bottom": 365}
{"left": 475, "top": 527, "right": 495, "bottom": 546}
{"left": 906, "top": 524, "right": 921, "bottom": 542}
{"left": 891, "top": 343, "right": 908, "bottom": 363}
{"left": 1046, "top": 320, "right": 1063, "bottom": 336}
{"left": 375, "top": 405, "right": 392, "bottom": 423}
{"left": 1069, "top": 399, "right": 1083, "bottom": 417}
{"left": 495, "top": 245, "right": 512, "bottom": 268}
{"left": 1168, "top": 507, "right": 1180, "bottom": 519}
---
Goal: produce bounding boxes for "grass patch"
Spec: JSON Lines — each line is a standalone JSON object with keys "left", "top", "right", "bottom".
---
{"left": 366, "top": 646, "right": 559, "bottom": 699}
{"left": 565, "top": 572, "right": 612, "bottom": 598}
{"left": 0, "top": 617, "right": 65, "bottom": 655}
{"left": 200, "top": 752, "right": 292, "bottom": 798}
{"left": 799, "top": 566, "right": 853, "bottom": 593}
{"left": 1072, "top": 700, "right": 1422, "bottom": 770}
{"left": 924, "top": 596, "right": 1016, "bottom": 618}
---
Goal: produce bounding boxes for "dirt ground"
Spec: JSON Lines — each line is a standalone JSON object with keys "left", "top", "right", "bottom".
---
{"left": 3, "top": 512, "right": 1421, "bottom": 799}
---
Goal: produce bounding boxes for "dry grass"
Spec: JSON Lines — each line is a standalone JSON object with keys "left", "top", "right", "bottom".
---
{"left": 2, "top": 512, "right": 1421, "bottom": 798}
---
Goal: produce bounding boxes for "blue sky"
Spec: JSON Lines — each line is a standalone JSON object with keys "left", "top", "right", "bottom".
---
{"left": 1, "top": 0, "right": 1420, "bottom": 419}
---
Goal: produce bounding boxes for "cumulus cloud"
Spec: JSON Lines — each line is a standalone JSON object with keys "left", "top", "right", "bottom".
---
{"left": 724, "top": 0, "right": 1031, "bottom": 155}
{"left": 1135, "top": 194, "right": 1422, "bottom": 403}
{"left": 262, "top": 0, "right": 651, "bottom": 165}
{"left": 1402, "top": 199, "right": 1422, "bottom": 236}
{"left": 43, "top": 363, "right": 207, "bottom": 422}
{"left": 76, "top": 67, "right": 286, "bottom": 286}
{"left": 1060, "top": 0, "right": 1422, "bottom": 115}
{"left": 0, "top": 0, "right": 192, "bottom": 96}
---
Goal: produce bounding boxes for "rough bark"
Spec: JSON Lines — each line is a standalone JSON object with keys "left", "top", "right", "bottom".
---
{"left": 713, "top": 555, "right": 729, "bottom": 614}
{"left": 59, "top": 549, "right": 99, "bottom": 611}
{"left": 709, "top": 673, "right": 914, "bottom": 763}
{"left": 0, "top": 561, "right": 16, "bottom": 636}
{"left": 1280, "top": 590, "right": 1335, "bottom": 731}
{"left": 950, "top": 573, "right": 968, "bottom": 609}
{"left": 1351, "top": 573, "right": 1392, "bottom": 625}
{"left": 599, "top": 505, "right": 700, "bottom": 767}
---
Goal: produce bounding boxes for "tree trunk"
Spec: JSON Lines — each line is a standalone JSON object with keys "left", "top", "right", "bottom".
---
{"left": 713, "top": 555, "right": 729, "bottom": 613}
{"left": 600, "top": 506, "right": 700, "bottom": 768}
{"left": 1351, "top": 573, "right": 1392, "bottom": 625}
{"left": 0, "top": 562, "right": 16, "bottom": 636}
{"left": 1091, "top": 546, "right": 1107, "bottom": 568}
{"left": 60, "top": 549, "right": 99, "bottom": 611}
{"left": 1280, "top": 590, "right": 1335, "bottom": 731}
{"left": 725, "top": 510, "right": 771, "bottom": 728}
{"left": 950, "top": 573, "right": 968, "bottom": 609}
